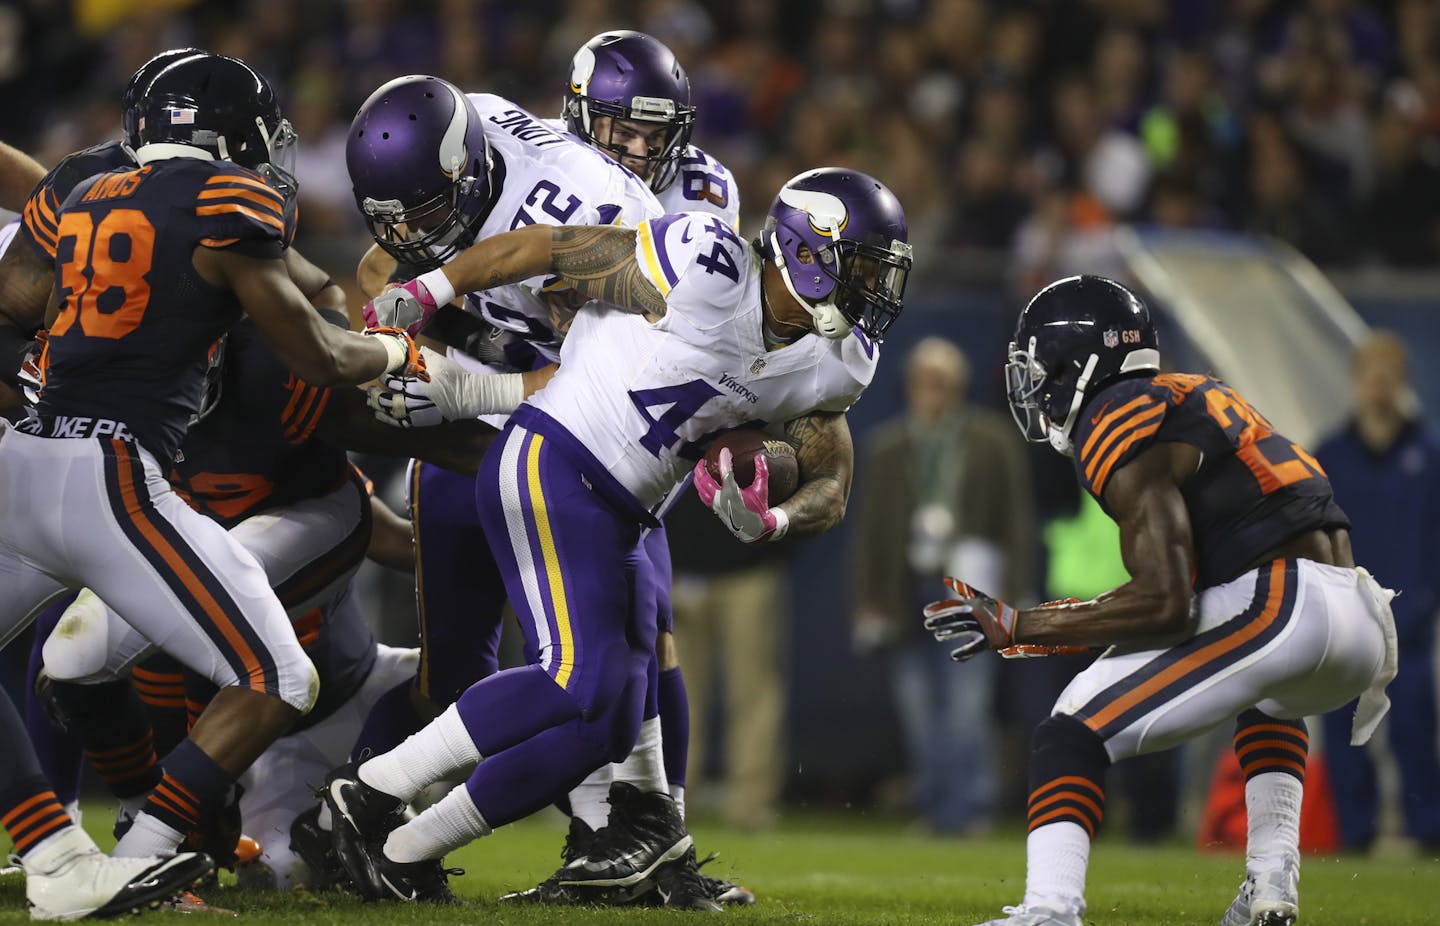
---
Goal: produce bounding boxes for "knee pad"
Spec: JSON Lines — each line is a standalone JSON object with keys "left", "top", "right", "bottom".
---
{"left": 273, "top": 649, "right": 320, "bottom": 715}
{"left": 41, "top": 589, "right": 117, "bottom": 682}
{"left": 1028, "top": 714, "right": 1112, "bottom": 838}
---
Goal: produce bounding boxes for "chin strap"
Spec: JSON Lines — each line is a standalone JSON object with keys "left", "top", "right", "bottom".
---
{"left": 767, "top": 231, "right": 848, "bottom": 339}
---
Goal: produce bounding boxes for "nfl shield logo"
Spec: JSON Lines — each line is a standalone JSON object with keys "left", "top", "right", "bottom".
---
{"left": 750, "top": 357, "right": 767, "bottom": 375}
{"left": 1102, "top": 328, "right": 1119, "bottom": 349}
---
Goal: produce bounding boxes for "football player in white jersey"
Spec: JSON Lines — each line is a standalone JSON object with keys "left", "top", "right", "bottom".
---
{"left": 542, "top": 29, "right": 750, "bottom": 905}
{"left": 323, "top": 167, "right": 912, "bottom": 903}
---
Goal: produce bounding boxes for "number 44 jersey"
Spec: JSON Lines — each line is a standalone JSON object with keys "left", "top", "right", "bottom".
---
{"left": 1070, "top": 372, "right": 1350, "bottom": 589}
{"left": 520, "top": 211, "right": 878, "bottom": 514}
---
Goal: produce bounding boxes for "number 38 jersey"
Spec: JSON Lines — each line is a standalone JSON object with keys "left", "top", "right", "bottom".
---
{"left": 1071, "top": 373, "right": 1350, "bottom": 589}
{"left": 38, "top": 158, "right": 295, "bottom": 464}
{"left": 521, "top": 211, "right": 877, "bottom": 514}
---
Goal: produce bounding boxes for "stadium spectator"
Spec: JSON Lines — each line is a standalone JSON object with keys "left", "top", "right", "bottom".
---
{"left": 1315, "top": 332, "right": 1440, "bottom": 852}
{"left": 851, "top": 338, "right": 1033, "bottom": 835}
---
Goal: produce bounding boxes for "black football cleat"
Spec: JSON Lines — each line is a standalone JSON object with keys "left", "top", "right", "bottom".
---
{"left": 289, "top": 804, "right": 346, "bottom": 891}
{"left": 500, "top": 816, "right": 652, "bottom": 906}
{"left": 367, "top": 853, "right": 460, "bottom": 904}
{"left": 697, "top": 851, "right": 757, "bottom": 906}
{"left": 557, "top": 782, "right": 692, "bottom": 888}
{"left": 648, "top": 846, "right": 723, "bottom": 911}
{"left": 322, "top": 762, "right": 405, "bottom": 900}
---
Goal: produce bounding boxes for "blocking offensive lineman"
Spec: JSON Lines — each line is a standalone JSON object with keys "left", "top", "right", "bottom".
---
{"left": 923, "top": 276, "right": 1397, "bottom": 926}
{"left": 321, "top": 167, "right": 912, "bottom": 902}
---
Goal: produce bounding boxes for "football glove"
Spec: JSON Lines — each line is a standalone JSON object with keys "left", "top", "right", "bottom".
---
{"left": 363, "top": 326, "right": 429, "bottom": 379}
{"left": 693, "top": 447, "right": 789, "bottom": 544}
{"left": 923, "top": 578, "right": 1088, "bottom": 662}
{"left": 363, "top": 278, "right": 442, "bottom": 336}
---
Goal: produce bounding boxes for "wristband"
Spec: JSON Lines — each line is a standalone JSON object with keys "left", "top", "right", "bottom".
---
{"left": 767, "top": 507, "right": 789, "bottom": 542}
{"left": 416, "top": 267, "right": 457, "bottom": 308}
{"left": 376, "top": 331, "right": 410, "bottom": 374}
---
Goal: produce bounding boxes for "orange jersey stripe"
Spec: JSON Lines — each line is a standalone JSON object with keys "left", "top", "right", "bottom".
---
{"left": 111, "top": 441, "right": 267, "bottom": 690}
{"left": 285, "top": 386, "right": 321, "bottom": 439}
{"left": 196, "top": 202, "right": 284, "bottom": 234}
{"left": 205, "top": 172, "right": 282, "bottom": 196}
{"left": 1083, "top": 401, "right": 1165, "bottom": 483}
{"left": 1079, "top": 396, "right": 1152, "bottom": 462}
{"left": 198, "top": 185, "right": 284, "bottom": 211}
{"left": 293, "top": 388, "right": 330, "bottom": 444}
{"left": 1085, "top": 565, "right": 1288, "bottom": 733}
{"left": 1090, "top": 420, "right": 1165, "bottom": 494}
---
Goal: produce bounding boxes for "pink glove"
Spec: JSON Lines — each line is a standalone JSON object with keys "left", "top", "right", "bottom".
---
{"left": 692, "top": 447, "right": 787, "bottom": 543}
{"left": 362, "top": 278, "right": 441, "bottom": 336}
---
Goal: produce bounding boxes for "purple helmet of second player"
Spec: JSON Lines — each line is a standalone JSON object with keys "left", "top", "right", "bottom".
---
{"left": 347, "top": 75, "right": 495, "bottom": 270}
{"left": 563, "top": 30, "right": 696, "bottom": 193}
{"left": 759, "top": 168, "right": 913, "bottom": 341}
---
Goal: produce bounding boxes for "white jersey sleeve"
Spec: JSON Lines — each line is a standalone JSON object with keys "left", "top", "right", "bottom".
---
{"left": 657, "top": 145, "right": 741, "bottom": 230}
{"left": 632, "top": 211, "right": 753, "bottom": 333}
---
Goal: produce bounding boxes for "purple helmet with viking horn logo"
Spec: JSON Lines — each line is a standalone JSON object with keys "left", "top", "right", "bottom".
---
{"left": 347, "top": 75, "right": 495, "bottom": 271}
{"left": 563, "top": 30, "right": 696, "bottom": 193}
{"left": 758, "top": 167, "right": 913, "bottom": 341}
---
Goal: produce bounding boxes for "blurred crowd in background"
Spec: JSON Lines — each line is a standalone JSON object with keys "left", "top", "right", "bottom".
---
{"left": 3, "top": 0, "right": 1439, "bottom": 851}
{"left": 5, "top": 0, "right": 1440, "bottom": 284}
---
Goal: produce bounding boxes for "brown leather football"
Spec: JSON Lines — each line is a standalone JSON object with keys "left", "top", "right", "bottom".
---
{"left": 701, "top": 429, "right": 801, "bottom": 503}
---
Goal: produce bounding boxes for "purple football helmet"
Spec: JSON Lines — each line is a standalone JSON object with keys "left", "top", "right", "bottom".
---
{"left": 563, "top": 30, "right": 696, "bottom": 193}
{"left": 347, "top": 75, "right": 495, "bottom": 270}
{"left": 759, "top": 168, "right": 913, "bottom": 341}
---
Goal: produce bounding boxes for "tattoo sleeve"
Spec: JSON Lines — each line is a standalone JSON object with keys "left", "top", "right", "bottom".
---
{"left": 550, "top": 226, "right": 667, "bottom": 317}
{"left": 0, "top": 240, "right": 55, "bottom": 333}
{"left": 779, "top": 410, "right": 855, "bottom": 538}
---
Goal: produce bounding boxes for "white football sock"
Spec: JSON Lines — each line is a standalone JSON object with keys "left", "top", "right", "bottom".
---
{"left": 111, "top": 810, "right": 183, "bottom": 859}
{"left": 669, "top": 784, "right": 686, "bottom": 821}
{"left": 611, "top": 716, "right": 667, "bottom": 794}
{"left": 359, "top": 704, "right": 481, "bottom": 805}
{"left": 570, "top": 765, "right": 614, "bottom": 831}
{"left": 1245, "top": 771, "right": 1303, "bottom": 875}
{"left": 384, "top": 785, "right": 490, "bottom": 863}
{"left": 1022, "top": 821, "right": 1090, "bottom": 917}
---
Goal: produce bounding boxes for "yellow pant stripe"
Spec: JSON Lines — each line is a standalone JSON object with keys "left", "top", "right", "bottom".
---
{"left": 526, "top": 434, "right": 575, "bottom": 688}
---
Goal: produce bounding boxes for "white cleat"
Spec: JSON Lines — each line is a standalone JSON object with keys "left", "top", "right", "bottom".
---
{"left": 975, "top": 904, "right": 1084, "bottom": 926}
{"left": 18, "top": 826, "right": 213, "bottom": 921}
{"left": 1219, "top": 866, "right": 1299, "bottom": 926}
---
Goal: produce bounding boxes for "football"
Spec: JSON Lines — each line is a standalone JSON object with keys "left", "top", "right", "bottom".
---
{"left": 701, "top": 429, "right": 801, "bottom": 504}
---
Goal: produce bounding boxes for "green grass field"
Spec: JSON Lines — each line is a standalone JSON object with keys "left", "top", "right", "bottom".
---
{"left": 3, "top": 810, "right": 1436, "bottom": 924}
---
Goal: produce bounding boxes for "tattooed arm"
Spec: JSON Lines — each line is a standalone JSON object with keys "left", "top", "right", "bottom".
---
{"left": 777, "top": 410, "right": 855, "bottom": 538}
{"left": 425, "top": 224, "right": 666, "bottom": 317}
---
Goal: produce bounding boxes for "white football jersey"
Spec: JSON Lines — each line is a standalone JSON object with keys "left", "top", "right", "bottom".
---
{"left": 542, "top": 117, "right": 741, "bottom": 231}
{"left": 451, "top": 94, "right": 663, "bottom": 365}
{"left": 524, "top": 211, "right": 878, "bottom": 511}
{"left": 658, "top": 145, "right": 740, "bottom": 230}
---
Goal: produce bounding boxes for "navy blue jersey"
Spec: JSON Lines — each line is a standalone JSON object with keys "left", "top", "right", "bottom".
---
{"left": 38, "top": 158, "right": 294, "bottom": 463}
{"left": 1071, "top": 373, "right": 1350, "bottom": 588}
{"left": 20, "top": 140, "right": 133, "bottom": 262}
{"left": 171, "top": 318, "right": 351, "bottom": 528}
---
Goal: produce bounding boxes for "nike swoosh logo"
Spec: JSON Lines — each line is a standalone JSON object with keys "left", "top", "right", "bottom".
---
{"left": 1090, "top": 400, "right": 1114, "bottom": 425}
{"left": 680, "top": 226, "right": 693, "bottom": 243}
{"left": 723, "top": 512, "right": 745, "bottom": 534}
{"left": 380, "top": 873, "right": 418, "bottom": 901}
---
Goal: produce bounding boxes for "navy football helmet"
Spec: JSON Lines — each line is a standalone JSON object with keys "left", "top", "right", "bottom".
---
{"left": 122, "top": 47, "right": 206, "bottom": 150}
{"left": 347, "top": 75, "right": 495, "bottom": 271}
{"left": 131, "top": 53, "right": 298, "bottom": 205}
{"left": 1006, "top": 275, "right": 1161, "bottom": 455}
{"left": 563, "top": 31, "right": 696, "bottom": 193}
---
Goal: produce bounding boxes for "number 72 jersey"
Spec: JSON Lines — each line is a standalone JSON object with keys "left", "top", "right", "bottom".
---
{"left": 521, "top": 211, "right": 878, "bottom": 513}
{"left": 1071, "top": 372, "right": 1350, "bottom": 589}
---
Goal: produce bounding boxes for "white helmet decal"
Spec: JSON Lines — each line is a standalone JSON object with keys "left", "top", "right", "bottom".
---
{"left": 778, "top": 186, "right": 849, "bottom": 240}
{"left": 438, "top": 81, "right": 470, "bottom": 179}
{"left": 570, "top": 45, "right": 596, "bottom": 95}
